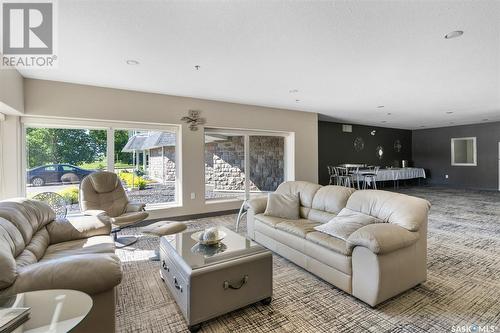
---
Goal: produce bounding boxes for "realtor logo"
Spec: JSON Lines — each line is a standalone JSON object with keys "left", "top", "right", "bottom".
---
{"left": 1, "top": 1, "right": 57, "bottom": 68}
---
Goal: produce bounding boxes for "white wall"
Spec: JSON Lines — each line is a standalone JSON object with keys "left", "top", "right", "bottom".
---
{"left": 0, "top": 116, "right": 22, "bottom": 199}
{"left": 0, "top": 68, "right": 24, "bottom": 114}
{"left": 0, "top": 68, "right": 24, "bottom": 200}
{"left": 21, "top": 79, "right": 318, "bottom": 218}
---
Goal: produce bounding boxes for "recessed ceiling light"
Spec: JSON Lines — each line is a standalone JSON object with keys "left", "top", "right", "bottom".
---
{"left": 126, "top": 59, "right": 139, "bottom": 65}
{"left": 446, "top": 111, "right": 454, "bottom": 114}
{"left": 445, "top": 30, "right": 464, "bottom": 39}
{"left": 289, "top": 89, "right": 299, "bottom": 93}
{"left": 377, "top": 106, "right": 384, "bottom": 108}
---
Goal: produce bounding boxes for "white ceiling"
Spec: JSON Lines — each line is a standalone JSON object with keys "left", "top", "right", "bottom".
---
{"left": 18, "top": 0, "right": 500, "bottom": 129}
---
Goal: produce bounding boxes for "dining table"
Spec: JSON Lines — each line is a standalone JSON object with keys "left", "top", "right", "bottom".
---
{"left": 351, "top": 167, "right": 426, "bottom": 188}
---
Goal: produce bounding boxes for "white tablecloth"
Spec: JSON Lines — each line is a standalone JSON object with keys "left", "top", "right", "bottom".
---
{"left": 354, "top": 168, "right": 426, "bottom": 182}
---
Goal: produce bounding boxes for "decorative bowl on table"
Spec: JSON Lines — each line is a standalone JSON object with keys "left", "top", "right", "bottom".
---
{"left": 191, "top": 227, "right": 226, "bottom": 246}
{"left": 191, "top": 242, "right": 228, "bottom": 257}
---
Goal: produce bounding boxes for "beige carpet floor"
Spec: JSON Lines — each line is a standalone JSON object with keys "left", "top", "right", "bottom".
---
{"left": 115, "top": 187, "right": 500, "bottom": 332}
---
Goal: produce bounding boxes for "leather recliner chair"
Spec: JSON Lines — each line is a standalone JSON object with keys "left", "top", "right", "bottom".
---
{"left": 79, "top": 171, "right": 149, "bottom": 247}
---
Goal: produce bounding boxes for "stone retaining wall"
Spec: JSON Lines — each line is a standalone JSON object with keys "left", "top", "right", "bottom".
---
{"left": 148, "top": 147, "right": 176, "bottom": 181}
{"left": 147, "top": 136, "right": 284, "bottom": 192}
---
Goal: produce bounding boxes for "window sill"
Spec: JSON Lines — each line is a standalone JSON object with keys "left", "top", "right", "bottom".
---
{"left": 145, "top": 202, "right": 182, "bottom": 211}
{"left": 205, "top": 198, "right": 243, "bottom": 205}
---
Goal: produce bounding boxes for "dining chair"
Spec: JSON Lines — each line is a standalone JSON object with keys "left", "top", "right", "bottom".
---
{"left": 336, "top": 166, "right": 352, "bottom": 188}
{"left": 362, "top": 166, "right": 380, "bottom": 189}
{"left": 327, "top": 166, "right": 339, "bottom": 185}
{"left": 348, "top": 166, "right": 360, "bottom": 189}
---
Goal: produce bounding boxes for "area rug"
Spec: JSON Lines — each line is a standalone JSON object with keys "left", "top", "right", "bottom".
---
{"left": 115, "top": 186, "right": 500, "bottom": 332}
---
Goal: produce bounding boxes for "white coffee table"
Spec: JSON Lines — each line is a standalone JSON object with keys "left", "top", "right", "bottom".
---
{"left": 0, "top": 289, "right": 92, "bottom": 333}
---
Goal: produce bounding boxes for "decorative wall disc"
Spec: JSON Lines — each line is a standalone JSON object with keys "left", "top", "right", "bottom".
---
{"left": 394, "top": 140, "right": 402, "bottom": 153}
{"left": 376, "top": 145, "right": 384, "bottom": 160}
{"left": 353, "top": 137, "right": 365, "bottom": 152}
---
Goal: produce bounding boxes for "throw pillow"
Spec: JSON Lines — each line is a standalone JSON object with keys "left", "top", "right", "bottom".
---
{"left": 314, "top": 208, "right": 383, "bottom": 241}
{"left": 264, "top": 193, "right": 300, "bottom": 220}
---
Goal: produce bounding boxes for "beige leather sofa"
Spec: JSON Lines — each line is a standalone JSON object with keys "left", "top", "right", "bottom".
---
{"left": 247, "top": 181, "right": 431, "bottom": 306}
{"left": 0, "top": 198, "right": 122, "bottom": 332}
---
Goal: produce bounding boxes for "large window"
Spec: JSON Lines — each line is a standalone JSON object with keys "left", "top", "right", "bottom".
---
{"left": 24, "top": 121, "right": 179, "bottom": 214}
{"left": 114, "top": 129, "right": 177, "bottom": 207}
{"left": 205, "top": 129, "right": 288, "bottom": 201}
{"left": 25, "top": 126, "right": 107, "bottom": 214}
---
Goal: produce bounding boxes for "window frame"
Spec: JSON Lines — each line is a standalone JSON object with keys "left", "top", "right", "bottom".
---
{"left": 451, "top": 136, "right": 477, "bottom": 167}
{"left": 204, "top": 127, "right": 293, "bottom": 202}
{"left": 21, "top": 117, "right": 182, "bottom": 209}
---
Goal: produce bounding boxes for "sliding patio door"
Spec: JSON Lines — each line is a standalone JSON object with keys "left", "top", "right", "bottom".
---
{"left": 205, "top": 129, "right": 289, "bottom": 202}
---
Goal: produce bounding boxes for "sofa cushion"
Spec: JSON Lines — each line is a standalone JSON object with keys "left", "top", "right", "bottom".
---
{"left": 15, "top": 250, "right": 37, "bottom": 269}
{"left": 275, "top": 220, "right": 321, "bottom": 238}
{"left": 346, "top": 190, "right": 431, "bottom": 231}
{"left": 255, "top": 221, "right": 307, "bottom": 253}
{"left": 306, "top": 231, "right": 351, "bottom": 256}
{"left": 41, "top": 235, "right": 115, "bottom": 261}
{"left": 254, "top": 214, "right": 285, "bottom": 228}
{"left": 311, "top": 186, "right": 356, "bottom": 215}
{"left": 0, "top": 222, "right": 18, "bottom": 289}
{"left": 24, "top": 228, "right": 50, "bottom": 260}
{"left": 0, "top": 199, "right": 55, "bottom": 246}
{"left": 264, "top": 193, "right": 300, "bottom": 220}
{"left": 307, "top": 209, "right": 337, "bottom": 224}
{"left": 303, "top": 239, "right": 352, "bottom": 274}
{"left": 275, "top": 181, "right": 322, "bottom": 218}
{"left": 314, "top": 208, "right": 383, "bottom": 241}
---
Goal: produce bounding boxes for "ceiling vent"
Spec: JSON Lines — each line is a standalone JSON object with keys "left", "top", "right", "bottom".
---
{"left": 342, "top": 124, "right": 353, "bottom": 133}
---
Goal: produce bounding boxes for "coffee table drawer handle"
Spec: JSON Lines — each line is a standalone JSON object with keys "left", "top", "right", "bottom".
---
{"left": 223, "top": 275, "right": 248, "bottom": 290}
{"left": 162, "top": 260, "right": 170, "bottom": 272}
{"left": 174, "top": 277, "right": 183, "bottom": 292}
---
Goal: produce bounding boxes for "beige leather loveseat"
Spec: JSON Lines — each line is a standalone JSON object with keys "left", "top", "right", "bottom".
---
{"left": 247, "top": 181, "right": 430, "bottom": 306}
{"left": 0, "top": 198, "right": 122, "bottom": 332}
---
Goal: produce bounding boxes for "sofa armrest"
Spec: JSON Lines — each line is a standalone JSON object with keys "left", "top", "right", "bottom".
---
{"left": 247, "top": 196, "right": 267, "bottom": 214}
{"left": 83, "top": 209, "right": 107, "bottom": 217}
{"left": 12, "top": 253, "right": 122, "bottom": 295}
{"left": 126, "top": 202, "right": 146, "bottom": 213}
{"left": 347, "top": 223, "right": 420, "bottom": 254}
{"left": 46, "top": 215, "right": 112, "bottom": 244}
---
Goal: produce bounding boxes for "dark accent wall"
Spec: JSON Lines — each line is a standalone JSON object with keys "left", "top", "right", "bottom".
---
{"left": 412, "top": 122, "right": 500, "bottom": 191}
{"left": 318, "top": 121, "right": 412, "bottom": 185}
